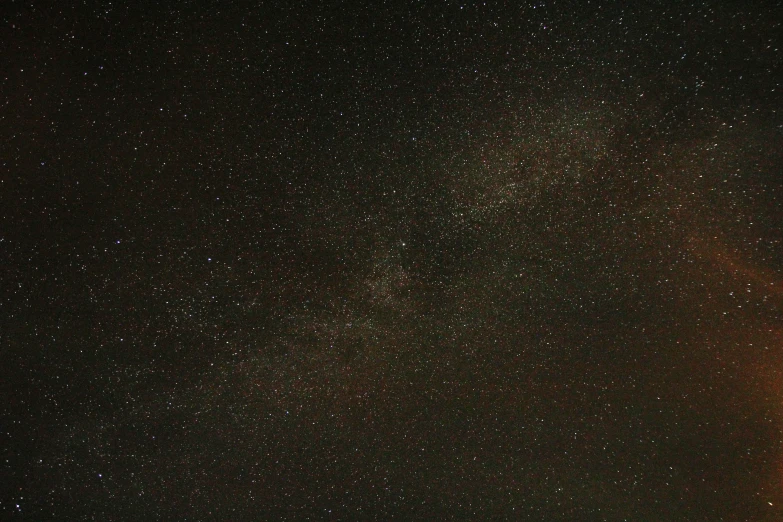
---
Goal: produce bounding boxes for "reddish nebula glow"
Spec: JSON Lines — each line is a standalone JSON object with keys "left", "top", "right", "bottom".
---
{"left": 686, "top": 231, "right": 782, "bottom": 298}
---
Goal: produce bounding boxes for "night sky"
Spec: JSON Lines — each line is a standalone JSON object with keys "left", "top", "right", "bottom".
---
{"left": 2, "top": 1, "right": 782, "bottom": 519}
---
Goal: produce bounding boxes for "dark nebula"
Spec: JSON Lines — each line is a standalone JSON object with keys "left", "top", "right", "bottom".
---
{"left": 2, "top": 1, "right": 782, "bottom": 519}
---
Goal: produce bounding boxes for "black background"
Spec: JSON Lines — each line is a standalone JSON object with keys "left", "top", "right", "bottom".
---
{"left": 2, "top": 0, "right": 782, "bottom": 519}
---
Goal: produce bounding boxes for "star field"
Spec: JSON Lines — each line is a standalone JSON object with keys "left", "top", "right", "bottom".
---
{"left": 2, "top": 1, "right": 782, "bottom": 519}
